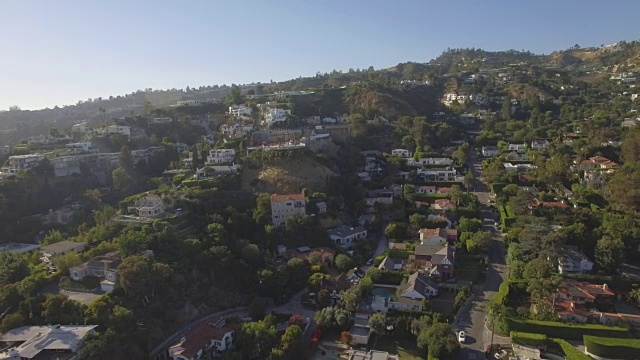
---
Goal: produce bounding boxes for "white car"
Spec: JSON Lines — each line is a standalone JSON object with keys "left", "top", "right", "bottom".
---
{"left": 458, "top": 331, "right": 466, "bottom": 343}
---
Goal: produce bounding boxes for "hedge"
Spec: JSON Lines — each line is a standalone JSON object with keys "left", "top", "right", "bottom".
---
{"left": 510, "top": 332, "right": 547, "bottom": 348}
{"left": 498, "top": 205, "right": 516, "bottom": 229}
{"left": 549, "top": 338, "right": 590, "bottom": 360}
{"left": 504, "top": 318, "right": 629, "bottom": 340}
{"left": 583, "top": 335, "right": 640, "bottom": 359}
{"left": 388, "top": 249, "right": 413, "bottom": 259}
{"left": 377, "top": 271, "right": 405, "bottom": 285}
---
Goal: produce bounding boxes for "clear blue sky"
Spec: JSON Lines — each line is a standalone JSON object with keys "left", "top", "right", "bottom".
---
{"left": 1, "top": 0, "right": 639, "bottom": 110}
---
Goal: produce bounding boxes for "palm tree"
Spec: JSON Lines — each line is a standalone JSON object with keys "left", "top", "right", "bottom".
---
{"left": 630, "top": 288, "right": 640, "bottom": 306}
{"left": 463, "top": 173, "right": 474, "bottom": 194}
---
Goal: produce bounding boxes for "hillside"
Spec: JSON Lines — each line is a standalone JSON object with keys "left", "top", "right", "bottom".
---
{"left": 241, "top": 157, "right": 337, "bottom": 193}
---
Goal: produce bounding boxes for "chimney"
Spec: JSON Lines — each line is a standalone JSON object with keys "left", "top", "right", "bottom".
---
{"left": 603, "top": 283, "right": 609, "bottom": 291}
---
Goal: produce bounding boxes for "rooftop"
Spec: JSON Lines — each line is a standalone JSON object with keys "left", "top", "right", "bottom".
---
{"left": 0, "top": 243, "right": 40, "bottom": 254}
{"left": 328, "top": 225, "right": 367, "bottom": 238}
{"left": 270, "top": 193, "right": 305, "bottom": 203}
{"left": 1, "top": 325, "right": 97, "bottom": 359}
{"left": 40, "top": 241, "right": 85, "bottom": 256}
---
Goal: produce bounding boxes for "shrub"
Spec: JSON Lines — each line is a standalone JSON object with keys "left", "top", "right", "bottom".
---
{"left": 504, "top": 318, "right": 629, "bottom": 340}
{"left": 376, "top": 271, "right": 404, "bottom": 285}
{"left": 583, "top": 335, "right": 640, "bottom": 359}
{"left": 509, "top": 332, "right": 547, "bottom": 348}
{"left": 549, "top": 339, "right": 590, "bottom": 360}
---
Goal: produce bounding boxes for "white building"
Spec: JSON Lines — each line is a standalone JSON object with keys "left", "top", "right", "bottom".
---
{"left": 481, "top": 146, "right": 500, "bottom": 157}
{"left": 327, "top": 225, "right": 368, "bottom": 246}
{"left": 177, "top": 100, "right": 205, "bottom": 106}
{"left": 417, "top": 168, "right": 457, "bottom": 181}
{"left": 150, "top": 117, "right": 173, "bottom": 125}
{"left": 531, "top": 139, "right": 550, "bottom": 150}
{"left": 106, "top": 125, "right": 131, "bottom": 140}
{"left": 0, "top": 325, "right": 97, "bottom": 359}
{"left": 6, "top": 154, "right": 45, "bottom": 170}
{"left": 508, "top": 143, "right": 527, "bottom": 153}
{"left": 558, "top": 246, "right": 594, "bottom": 274}
{"left": 270, "top": 193, "right": 306, "bottom": 226}
{"left": 206, "top": 149, "right": 236, "bottom": 164}
{"left": 194, "top": 165, "right": 241, "bottom": 180}
{"left": 127, "top": 193, "right": 167, "bottom": 218}
{"left": 229, "top": 105, "right": 253, "bottom": 117}
{"left": 220, "top": 122, "right": 254, "bottom": 139}
{"left": 72, "top": 121, "right": 89, "bottom": 133}
{"left": 66, "top": 142, "right": 93, "bottom": 152}
{"left": 407, "top": 157, "right": 454, "bottom": 167}
{"left": 169, "top": 318, "right": 235, "bottom": 360}
{"left": 391, "top": 149, "right": 411, "bottom": 158}
{"left": 264, "top": 108, "right": 291, "bottom": 127}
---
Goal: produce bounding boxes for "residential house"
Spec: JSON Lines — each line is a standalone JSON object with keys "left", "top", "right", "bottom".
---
{"left": 427, "top": 213, "right": 453, "bottom": 228}
{"left": 347, "top": 350, "right": 399, "bottom": 360}
{"left": 285, "top": 246, "right": 335, "bottom": 265}
{"left": 0, "top": 325, "right": 97, "bottom": 359}
{"left": 0, "top": 243, "right": 40, "bottom": 254}
{"left": 270, "top": 193, "right": 306, "bottom": 226}
{"left": 377, "top": 256, "right": 403, "bottom": 271}
{"left": 358, "top": 214, "right": 376, "bottom": 227}
{"left": 6, "top": 154, "right": 45, "bottom": 171}
{"left": 391, "top": 149, "right": 411, "bottom": 158}
{"left": 412, "top": 245, "right": 455, "bottom": 281}
{"left": 407, "top": 157, "right": 454, "bottom": 167}
{"left": 481, "top": 146, "right": 500, "bottom": 157}
{"left": 556, "top": 280, "right": 615, "bottom": 306}
{"left": 308, "top": 126, "right": 330, "bottom": 141}
{"left": 573, "top": 156, "right": 618, "bottom": 171}
{"left": 508, "top": 143, "right": 527, "bottom": 153}
{"left": 417, "top": 168, "right": 457, "bottom": 181}
{"left": 415, "top": 186, "right": 437, "bottom": 194}
{"left": 357, "top": 172, "right": 372, "bottom": 181}
{"left": 105, "top": 125, "right": 131, "bottom": 140}
{"left": 349, "top": 318, "right": 371, "bottom": 346}
{"left": 364, "top": 189, "right": 394, "bottom": 212}
{"left": 503, "top": 163, "right": 537, "bottom": 173}
{"left": 558, "top": 246, "right": 594, "bottom": 274}
{"left": 206, "top": 149, "right": 236, "bottom": 164}
{"left": 530, "top": 139, "right": 550, "bottom": 150}
{"left": 69, "top": 250, "right": 153, "bottom": 292}
{"left": 40, "top": 206, "right": 77, "bottom": 225}
{"left": 228, "top": 105, "right": 253, "bottom": 117}
{"left": 72, "top": 121, "right": 89, "bottom": 133}
{"left": 220, "top": 121, "right": 254, "bottom": 139}
{"left": 316, "top": 201, "right": 327, "bottom": 214}
{"left": 419, "top": 228, "right": 457, "bottom": 245}
{"left": 622, "top": 118, "right": 638, "bottom": 127}
{"left": 263, "top": 108, "right": 291, "bottom": 127}
{"left": 127, "top": 193, "right": 167, "bottom": 218}
{"left": 66, "top": 142, "right": 93, "bottom": 152}
{"left": 169, "top": 318, "right": 235, "bottom": 360}
{"left": 554, "top": 300, "right": 640, "bottom": 326}
{"left": 397, "top": 272, "right": 439, "bottom": 308}
{"left": 150, "top": 117, "right": 173, "bottom": 125}
{"left": 194, "top": 165, "right": 241, "bottom": 180}
{"left": 328, "top": 225, "right": 367, "bottom": 246}
{"left": 41, "top": 241, "right": 86, "bottom": 258}
{"left": 504, "top": 151, "right": 530, "bottom": 162}
{"left": 431, "top": 199, "right": 456, "bottom": 211}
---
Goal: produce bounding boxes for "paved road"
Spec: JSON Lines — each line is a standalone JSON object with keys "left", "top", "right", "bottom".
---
{"left": 456, "top": 147, "right": 510, "bottom": 359}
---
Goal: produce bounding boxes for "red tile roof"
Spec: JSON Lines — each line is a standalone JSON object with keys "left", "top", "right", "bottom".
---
{"left": 270, "top": 193, "right": 305, "bottom": 203}
{"left": 541, "top": 201, "right": 570, "bottom": 209}
{"left": 170, "top": 319, "right": 234, "bottom": 359}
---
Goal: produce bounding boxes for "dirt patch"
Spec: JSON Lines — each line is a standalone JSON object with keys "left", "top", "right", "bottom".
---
{"left": 241, "top": 159, "right": 337, "bottom": 193}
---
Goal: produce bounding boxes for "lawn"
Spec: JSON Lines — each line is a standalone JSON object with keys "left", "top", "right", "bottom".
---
{"left": 456, "top": 255, "right": 484, "bottom": 283}
{"left": 371, "top": 335, "right": 423, "bottom": 360}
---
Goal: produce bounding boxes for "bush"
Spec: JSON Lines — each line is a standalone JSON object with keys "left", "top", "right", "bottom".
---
{"left": 388, "top": 249, "right": 413, "bottom": 259}
{"left": 504, "top": 318, "right": 629, "bottom": 340}
{"left": 549, "top": 338, "right": 590, "bottom": 360}
{"left": 583, "top": 335, "right": 640, "bottom": 359}
{"left": 376, "top": 271, "right": 404, "bottom": 285}
{"left": 509, "top": 332, "right": 547, "bottom": 348}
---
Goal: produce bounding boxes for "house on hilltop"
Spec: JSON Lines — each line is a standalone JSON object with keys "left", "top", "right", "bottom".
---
{"left": 328, "top": 225, "right": 367, "bottom": 247}
{"left": 270, "top": 193, "right": 306, "bottom": 226}
{"left": 412, "top": 245, "right": 455, "bottom": 281}
{"left": 418, "top": 228, "right": 457, "bottom": 245}
{"left": 557, "top": 246, "right": 594, "bottom": 274}
{"left": 169, "top": 317, "right": 236, "bottom": 360}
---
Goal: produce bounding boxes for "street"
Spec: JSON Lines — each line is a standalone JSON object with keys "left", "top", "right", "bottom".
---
{"left": 455, "top": 147, "right": 510, "bottom": 359}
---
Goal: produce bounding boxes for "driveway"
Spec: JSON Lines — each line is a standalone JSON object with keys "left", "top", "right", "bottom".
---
{"left": 456, "top": 147, "right": 510, "bottom": 359}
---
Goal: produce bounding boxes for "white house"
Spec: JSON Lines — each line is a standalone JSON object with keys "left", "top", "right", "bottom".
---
{"left": 7, "top": 154, "right": 45, "bottom": 170}
{"left": 270, "top": 193, "right": 306, "bottom": 226}
{"left": 508, "top": 143, "right": 527, "bottom": 153}
{"left": 169, "top": 318, "right": 235, "bottom": 360}
{"left": 194, "top": 165, "right": 241, "bottom": 180}
{"left": 206, "top": 149, "right": 236, "bottom": 164}
{"left": 229, "top": 105, "right": 253, "bottom": 117}
{"left": 417, "top": 168, "right": 457, "bottom": 181}
{"left": 0, "top": 325, "right": 98, "bottom": 359}
{"left": 558, "top": 246, "right": 594, "bottom": 274}
{"left": 391, "top": 149, "right": 411, "bottom": 158}
{"left": 407, "top": 157, "right": 454, "bottom": 167}
{"left": 481, "top": 146, "right": 500, "bottom": 157}
{"left": 419, "top": 228, "right": 457, "bottom": 245}
{"left": 106, "top": 125, "right": 131, "bottom": 140}
{"left": 531, "top": 139, "right": 550, "bottom": 150}
{"left": 127, "top": 193, "right": 167, "bottom": 218}
{"left": 150, "top": 117, "right": 173, "bottom": 125}
{"left": 399, "top": 272, "right": 438, "bottom": 300}
{"left": 264, "top": 108, "right": 291, "bottom": 127}
{"left": 328, "top": 225, "right": 367, "bottom": 246}
{"left": 72, "top": 121, "right": 89, "bottom": 133}
{"left": 504, "top": 151, "right": 530, "bottom": 162}
{"left": 66, "top": 142, "right": 93, "bottom": 152}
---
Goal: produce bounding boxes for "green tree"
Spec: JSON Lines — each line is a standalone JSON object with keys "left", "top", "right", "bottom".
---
{"left": 385, "top": 222, "right": 407, "bottom": 240}
{"left": 417, "top": 323, "right": 460, "bottom": 358}
{"left": 0, "top": 312, "right": 26, "bottom": 333}
{"left": 241, "top": 244, "right": 262, "bottom": 268}
{"left": 481, "top": 160, "right": 506, "bottom": 184}
{"left": 278, "top": 324, "right": 302, "bottom": 357}
{"left": 368, "top": 312, "right": 387, "bottom": 335}
{"left": 308, "top": 273, "right": 329, "bottom": 291}
{"left": 365, "top": 267, "right": 382, "bottom": 282}
{"left": 42, "top": 229, "right": 64, "bottom": 245}
{"left": 117, "top": 256, "right": 172, "bottom": 303}
{"left": 458, "top": 217, "right": 482, "bottom": 233}
{"left": 335, "top": 254, "right": 355, "bottom": 271}
{"left": 595, "top": 235, "right": 625, "bottom": 274}
{"left": 252, "top": 193, "right": 272, "bottom": 225}
{"left": 403, "top": 184, "right": 416, "bottom": 201}
{"left": 0, "top": 253, "right": 29, "bottom": 286}
{"left": 111, "top": 167, "right": 133, "bottom": 193}
{"left": 621, "top": 127, "right": 640, "bottom": 164}
{"left": 42, "top": 294, "right": 86, "bottom": 324}
{"left": 316, "top": 288, "right": 331, "bottom": 308}
{"left": 307, "top": 251, "right": 322, "bottom": 266}
{"left": 119, "top": 145, "right": 133, "bottom": 169}
{"left": 52, "top": 252, "right": 83, "bottom": 274}
{"left": 466, "top": 231, "right": 491, "bottom": 254}
{"left": 523, "top": 257, "right": 552, "bottom": 281}
{"left": 238, "top": 318, "right": 278, "bottom": 360}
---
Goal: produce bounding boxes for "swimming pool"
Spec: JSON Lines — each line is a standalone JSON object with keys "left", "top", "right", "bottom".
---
{"left": 372, "top": 286, "right": 395, "bottom": 298}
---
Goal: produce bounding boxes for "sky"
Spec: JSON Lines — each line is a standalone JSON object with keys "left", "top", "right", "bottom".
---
{"left": 1, "top": 0, "right": 639, "bottom": 110}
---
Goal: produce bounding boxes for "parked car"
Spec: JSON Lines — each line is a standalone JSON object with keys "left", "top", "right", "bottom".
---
{"left": 366, "top": 259, "right": 373, "bottom": 266}
{"left": 458, "top": 331, "right": 466, "bottom": 343}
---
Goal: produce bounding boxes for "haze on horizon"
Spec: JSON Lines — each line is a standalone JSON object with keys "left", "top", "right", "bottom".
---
{"left": 1, "top": 0, "right": 639, "bottom": 111}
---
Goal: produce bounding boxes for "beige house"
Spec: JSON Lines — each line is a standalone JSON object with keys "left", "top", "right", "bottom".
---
{"left": 270, "top": 193, "right": 306, "bottom": 226}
